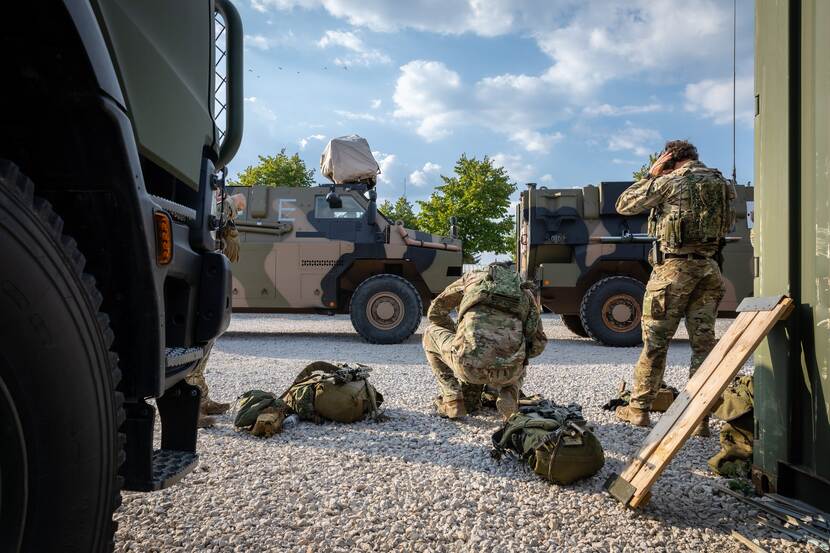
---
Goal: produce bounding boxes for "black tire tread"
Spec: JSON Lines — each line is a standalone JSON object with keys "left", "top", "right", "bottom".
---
{"left": 561, "top": 314, "right": 589, "bottom": 338}
{"left": 0, "top": 159, "right": 125, "bottom": 552}
{"left": 349, "top": 274, "right": 424, "bottom": 344}
{"left": 579, "top": 275, "right": 645, "bottom": 347}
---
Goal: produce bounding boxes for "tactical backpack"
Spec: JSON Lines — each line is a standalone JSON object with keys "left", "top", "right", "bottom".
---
{"left": 651, "top": 165, "right": 736, "bottom": 249}
{"left": 458, "top": 264, "right": 531, "bottom": 321}
{"left": 234, "top": 390, "right": 287, "bottom": 438}
{"left": 282, "top": 361, "right": 383, "bottom": 423}
{"left": 492, "top": 401, "right": 605, "bottom": 485}
{"left": 709, "top": 375, "right": 754, "bottom": 477}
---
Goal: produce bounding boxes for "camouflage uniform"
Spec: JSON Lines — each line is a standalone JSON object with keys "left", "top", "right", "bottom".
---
{"left": 616, "top": 160, "right": 733, "bottom": 411}
{"left": 186, "top": 195, "right": 242, "bottom": 416}
{"left": 423, "top": 265, "right": 547, "bottom": 418}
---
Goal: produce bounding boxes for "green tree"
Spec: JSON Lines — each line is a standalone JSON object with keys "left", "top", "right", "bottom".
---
{"left": 379, "top": 196, "right": 419, "bottom": 229}
{"left": 229, "top": 148, "right": 315, "bottom": 187}
{"left": 417, "top": 154, "right": 516, "bottom": 263}
{"left": 632, "top": 152, "right": 660, "bottom": 181}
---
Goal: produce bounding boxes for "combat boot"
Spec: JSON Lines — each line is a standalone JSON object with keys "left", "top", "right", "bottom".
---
{"left": 202, "top": 398, "right": 231, "bottom": 415}
{"left": 616, "top": 405, "right": 650, "bottom": 427}
{"left": 434, "top": 397, "right": 466, "bottom": 419}
{"left": 693, "top": 415, "right": 711, "bottom": 437}
{"left": 495, "top": 389, "right": 519, "bottom": 421}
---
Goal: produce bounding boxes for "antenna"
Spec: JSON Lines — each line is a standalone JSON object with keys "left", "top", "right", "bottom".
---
{"left": 732, "top": 0, "right": 737, "bottom": 184}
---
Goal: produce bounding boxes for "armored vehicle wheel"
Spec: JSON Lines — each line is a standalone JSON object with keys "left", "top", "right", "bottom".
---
{"left": 579, "top": 276, "right": 645, "bottom": 347}
{"left": 561, "top": 314, "right": 589, "bottom": 338}
{"left": 0, "top": 161, "right": 123, "bottom": 552}
{"left": 350, "top": 274, "right": 423, "bottom": 344}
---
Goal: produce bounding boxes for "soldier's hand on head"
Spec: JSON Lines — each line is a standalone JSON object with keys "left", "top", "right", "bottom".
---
{"left": 648, "top": 151, "right": 675, "bottom": 177}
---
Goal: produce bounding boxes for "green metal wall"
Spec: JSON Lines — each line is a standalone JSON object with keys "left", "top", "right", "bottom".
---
{"left": 754, "top": 0, "right": 830, "bottom": 509}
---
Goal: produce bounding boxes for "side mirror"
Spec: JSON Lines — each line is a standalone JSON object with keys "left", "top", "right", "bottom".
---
{"left": 326, "top": 190, "right": 342, "bottom": 209}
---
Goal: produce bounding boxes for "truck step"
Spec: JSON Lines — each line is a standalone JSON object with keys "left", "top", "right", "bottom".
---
{"left": 165, "top": 346, "right": 205, "bottom": 369}
{"left": 124, "top": 449, "right": 198, "bottom": 492}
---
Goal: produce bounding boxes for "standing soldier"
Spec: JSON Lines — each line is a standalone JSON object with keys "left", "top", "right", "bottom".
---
{"left": 614, "top": 140, "right": 736, "bottom": 435}
{"left": 423, "top": 262, "right": 547, "bottom": 420}
{"left": 189, "top": 192, "right": 246, "bottom": 428}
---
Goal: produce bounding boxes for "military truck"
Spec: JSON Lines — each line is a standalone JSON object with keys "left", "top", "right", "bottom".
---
{"left": 0, "top": 2, "right": 242, "bottom": 551}
{"left": 516, "top": 181, "right": 754, "bottom": 346}
{"left": 227, "top": 183, "right": 463, "bottom": 344}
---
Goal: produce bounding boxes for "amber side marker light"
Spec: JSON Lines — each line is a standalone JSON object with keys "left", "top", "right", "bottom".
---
{"left": 154, "top": 211, "right": 173, "bottom": 265}
{"left": 543, "top": 280, "right": 551, "bottom": 286}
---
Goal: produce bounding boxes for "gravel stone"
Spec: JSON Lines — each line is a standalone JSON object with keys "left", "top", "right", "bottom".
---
{"left": 114, "top": 314, "right": 798, "bottom": 552}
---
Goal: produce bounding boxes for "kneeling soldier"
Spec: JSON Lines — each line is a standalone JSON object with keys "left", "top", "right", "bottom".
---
{"left": 423, "top": 262, "right": 547, "bottom": 420}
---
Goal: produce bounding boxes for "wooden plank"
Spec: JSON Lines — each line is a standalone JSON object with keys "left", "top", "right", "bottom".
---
{"left": 619, "top": 310, "right": 758, "bottom": 482}
{"left": 613, "top": 296, "right": 794, "bottom": 508}
{"left": 628, "top": 303, "right": 790, "bottom": 506}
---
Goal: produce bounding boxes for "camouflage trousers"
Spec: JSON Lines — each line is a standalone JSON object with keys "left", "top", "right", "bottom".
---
{"left": 186, "top": 341, "right": 215, "bottom": 402}
{"left": 422, "top": 323, "right": 524, "bottom": 415}
{"left": 630, "top": 258, "right": 725, "bottom": 410}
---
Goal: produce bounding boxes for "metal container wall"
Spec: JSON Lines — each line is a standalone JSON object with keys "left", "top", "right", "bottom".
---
{"left": 753, "top": 0, "right": 830, "bottom": 510}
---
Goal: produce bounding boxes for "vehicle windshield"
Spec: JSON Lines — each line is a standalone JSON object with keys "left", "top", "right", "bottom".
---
{"left": 314, "top": 195, "right": 365, "bottom": 219}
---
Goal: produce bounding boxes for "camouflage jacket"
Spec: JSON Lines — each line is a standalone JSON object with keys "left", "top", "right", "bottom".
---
{"left": 616, "top": 160, "right": 735, "bottom": 256}
{"left": 428, "top": 271, "right": 547, "bottom": 369}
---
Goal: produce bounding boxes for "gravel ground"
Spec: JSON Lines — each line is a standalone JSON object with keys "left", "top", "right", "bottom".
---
{"left": 114, "top": 314, "right": 804, "bottom": 553}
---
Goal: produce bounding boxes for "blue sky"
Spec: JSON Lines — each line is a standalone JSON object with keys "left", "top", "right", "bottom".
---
{"left": 229, "top": 0, "right": 755, "bottom": 208}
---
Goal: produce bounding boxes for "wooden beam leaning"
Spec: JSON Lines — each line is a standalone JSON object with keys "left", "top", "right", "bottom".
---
{"left": 607, "top": 295, "right": 795, "bottom": 509}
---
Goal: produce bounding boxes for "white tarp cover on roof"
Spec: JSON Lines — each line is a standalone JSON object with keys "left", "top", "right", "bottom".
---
{"left": 320, "top": 135, "right": 380, "bottom": 184}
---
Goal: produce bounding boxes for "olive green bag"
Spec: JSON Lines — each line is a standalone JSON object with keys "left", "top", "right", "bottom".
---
{"left": 709, "top": 375, "right": 754, "bottom": 477}
{"left": 234, "top": 390, "right": 287, "bottom": 437}
{"left": 492, "top": 401, "right": 605, "bottom": 485}
{"left": 282, "top": 361, "right": 384, "bottom": 423}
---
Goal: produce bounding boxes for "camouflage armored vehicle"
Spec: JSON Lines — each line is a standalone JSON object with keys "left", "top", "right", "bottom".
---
{"left": 516, "top": 181, "right": 754, "bottom": 346}
{"left": 227, "top": 183, "right": 463, "bottom": 344}
{"left": 0, "top": 2, "right": 242, "bottom": 551}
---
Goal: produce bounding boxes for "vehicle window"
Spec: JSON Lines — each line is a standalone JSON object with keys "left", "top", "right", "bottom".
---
{"left": 314, "top": 196, "right": 365, "bottom": 219}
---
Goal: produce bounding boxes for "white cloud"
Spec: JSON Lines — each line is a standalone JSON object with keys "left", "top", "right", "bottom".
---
{"left": 583, "top": 103, "right": 665, "bottom": 117}
{"left": 540, "top": 174, "right": 554, "bottom": 183}
{"left": 334, "top": 109, "right": 380, "bottom": 122}
{"left": 298, "top": 133, "right": 326, "bottom": 150}
{"left": 409, "top": 162, "right": 442, "bottom": 187}
{"left": 393, "top": 60, "right": 463, "bottom": 141}
{"left": 317, "top": 30, "right": 390, "bottom": 66}
{"left": 509, "top": 129, "right": 564, "bottom": 154}
{"left": 244, "top": 96, "right": 277, "bottom": 121}
{"left": 491, "top": 153, "right": 534, "bottom": 184}
{"left": 370, "top": 98, "right": 382, "bottom": 109}
{"left": 244, "top": 34, "right": 275, "bottom": 51}
{"left": 607, "top": 125, "right": 661, "bottom": 157}
{"left": 372, "top": 151, "right": 396, "bottom": 184}
{"left": 684, "top": 76, "right": 754, "bottom": 126}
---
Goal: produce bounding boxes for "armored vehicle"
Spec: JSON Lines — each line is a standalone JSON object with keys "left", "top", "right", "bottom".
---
{"left": 227, "top": 183, "right": 463, "bottom": 344}
{"left": 0, "top": 2, "right": 242, "bottom": 551}
{"left": 516, "top": 181, "right": 754, "bottom": 346}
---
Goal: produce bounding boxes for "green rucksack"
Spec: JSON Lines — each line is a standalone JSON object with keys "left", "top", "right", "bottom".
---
{"left": 457, "top": 263, "right": 531, "bottom": 321}
{"left": 282, "top": 361, "right": 384, "bottom": 423}
{"left": 492, "top": 401, "right": 605, "bottom": 485}
{"left": 709, "top": 376, "right": 754, "bottom": 477}
{"left": 655, "top": 165, "right": 736, "bottom": 248}
{"left": 234, "top": 390, "right": 287, "bottom": 436}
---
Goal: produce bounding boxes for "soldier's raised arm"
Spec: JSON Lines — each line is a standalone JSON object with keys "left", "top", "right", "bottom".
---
{"left": 615, "top": 176, "right": 668, "bottom": 215}
{"left": 427, "top": 275, "right": 465, "bottom": 331}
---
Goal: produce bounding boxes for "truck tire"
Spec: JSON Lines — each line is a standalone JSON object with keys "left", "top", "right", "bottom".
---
{"left": 0, "top": 161, "right": 124, "bottom": 552}
{"left": 350, "top": 274, "right": 423, "bottom": 344}
{"left": 579, "top": 276, "right": 645, "bottom": 347}
{"left": 561, "top": 314, "right": 589, "bottom": 338}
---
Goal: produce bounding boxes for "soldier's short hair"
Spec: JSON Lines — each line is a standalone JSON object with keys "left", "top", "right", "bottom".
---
{"left": 664, "top": 140, "right": 699, "bottom": 161}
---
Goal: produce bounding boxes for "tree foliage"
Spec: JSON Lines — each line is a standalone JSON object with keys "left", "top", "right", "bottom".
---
{"left": 417, "top": 154, "right": 516, "bottom": 263}
{"left": 379, "top": 196, "right": 419, "bottom": 229}
{"left": 229, "top": 148, "right": 315, "bottom": 187}
{"left": 632, "top": 152, "right": 660, "bottom": 181}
